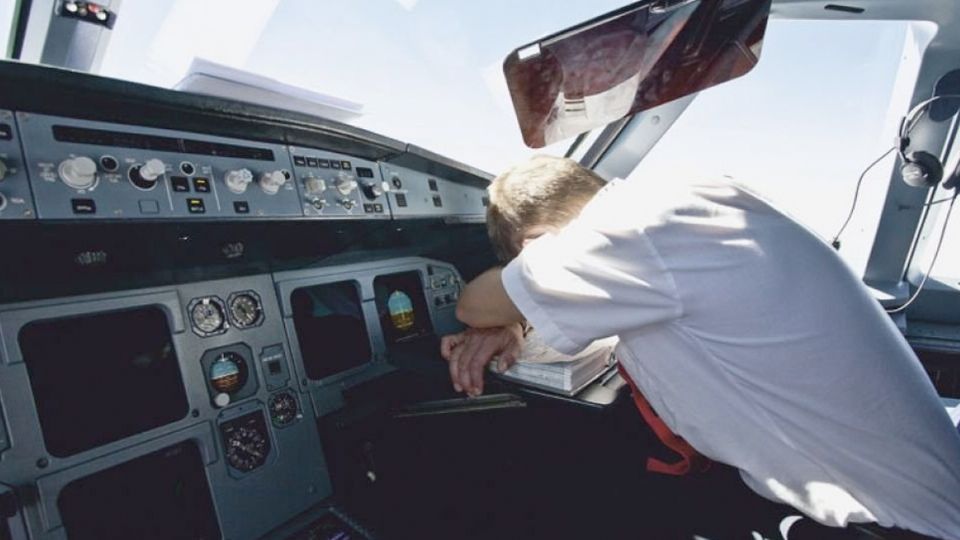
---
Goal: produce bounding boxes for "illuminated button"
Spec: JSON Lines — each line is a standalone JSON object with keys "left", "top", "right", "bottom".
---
{"left": 363, "top": 203, "right": 374, "bottom": 213}
{"left": 71, "top": 198, "right": 96, "bottom": 214}
{"left": 306, "top": 157, "right": 318, "bottom": 168}
{"left": 318, "top": 159, "right": 330, "bottom": 169}
{"left": 330, "top": 161, "right": 341, "bottom": 170}
{"left": 187, "top": 198, "right": 206, "bottom": 214}
{"left": 374, "top": 203, "right": 383, "bottom": 213}
{"left": 170, "top": 176, "right": 190, "bottom": 192}
{"left": 193, "top": 177, "right": 211, "bottom": 193}
{"left": 432, "top": 195, "right": 443, "bottom": 207}
{"left": 428, "top": 178, "right": 438, "bottom": 191}
{"left": 293, "top": 156, "right": 306, "bottom": 166}
{"left": 234, "top": 201, "right": 250, "bottom": 214}
{"left": 341, "top": 161, "right": 351, "bottom": 170}
{"left": 395, "top": 193, "right": 408, "bottom": 207}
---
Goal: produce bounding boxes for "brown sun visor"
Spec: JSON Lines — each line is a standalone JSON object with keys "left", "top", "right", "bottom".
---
{"left": 504, "top": 0, "right": 772, "bottom": 148}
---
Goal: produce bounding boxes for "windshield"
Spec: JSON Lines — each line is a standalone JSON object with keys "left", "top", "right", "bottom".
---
{"left": 632, "top": 19, "right": 926, "bottom": 274}
{"left": 67, "top": 0, "right": 638, "bottom": 174}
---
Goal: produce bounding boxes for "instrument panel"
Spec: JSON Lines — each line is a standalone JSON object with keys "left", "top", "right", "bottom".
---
{"left": 7, "top": 112, "right": 488, "bottom": 222}
{"left": 0, "top": 110, "right": 35, "bottom": 220}
{"left": 0, "top": 257, "right": 464, "bottom": 540}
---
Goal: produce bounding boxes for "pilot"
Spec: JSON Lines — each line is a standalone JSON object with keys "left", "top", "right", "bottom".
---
{"left": 440, "top": 155, "right": 960, "bottom": 539}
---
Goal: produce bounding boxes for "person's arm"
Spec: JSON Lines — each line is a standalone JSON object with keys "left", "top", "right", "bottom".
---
{"left": 454, "top": 267, "right": 525, "bottom": 328}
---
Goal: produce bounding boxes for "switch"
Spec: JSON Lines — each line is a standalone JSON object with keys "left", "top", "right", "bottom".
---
{"left": 193, "top": 177, "right": 211, "bottom": 193}
{"left": 71, "top": 198, "right": 96, "bottom": 214}
{"left": 139, "top": 200, "right": 160, "bottom": 214}
{"left": 170, "top": 176, "right": 190, "bottom": 192}
{"left": 187, "top": 198, "right": 206, "bottom": 214}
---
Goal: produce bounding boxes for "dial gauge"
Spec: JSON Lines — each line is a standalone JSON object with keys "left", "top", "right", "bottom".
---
{"left": 268, "top": 391, "right": 299, "bottom": 427}
{"left": 209, "top": 351, "right": 248, "bottom": 394}
{"left": 220, "top": 411, "right": 271, "bottom": 473}
{"left": 228, "top": 291, "right": 263, "bottom": 329}
{"left": 188, "top": 296, "right": 227, "bottom": 337}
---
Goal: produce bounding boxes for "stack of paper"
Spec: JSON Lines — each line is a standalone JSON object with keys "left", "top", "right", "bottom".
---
{"left": 494, "top": 332, "right": 618, "bottom": 395}
{"left": 174, "top": 58, "right": 363, "bottom": 123}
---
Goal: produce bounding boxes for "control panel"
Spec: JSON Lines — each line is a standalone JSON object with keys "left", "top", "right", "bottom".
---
{"left": 380, "top": 162, "right": 488, "bottom": 219}
{"left": 290, "top": 145, "right": 391, "bottom": 219}
{"left": 16, "top": 112, "right": 302, "bottom": 219}
{"left": 0, "top": 110, "right": 36, "bottom": 220}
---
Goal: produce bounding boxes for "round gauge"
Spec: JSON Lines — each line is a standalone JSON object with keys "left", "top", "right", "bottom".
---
{"left": 209, "top": 351, "right": 248, "bottom": 394}
{"left": 268, "top": 391, "right": 299, "bottom": 427}
{"left": 222, "top": 416, "right": 270, "bottom": 472}
{"left": 189, "top": 297, "right": 227, "bottom": 337}
{"left": 228, "top": 291, "right": 263, "bottom": 329}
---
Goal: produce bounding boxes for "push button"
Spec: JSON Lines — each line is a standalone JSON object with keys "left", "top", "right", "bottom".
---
{"left": 71, "top": 198, "right": 96, "bottom": 214}
{"left": 170, "top": 176, "right": 190, "bottom": 192}
{"left": 234, "top": 201, "right": 250, "bottom": 214}
{"left": 330, "top": 161, "right": 341, "bottom": 170}
{"left": 306, "top": 158, "right": 318, "bottom": 168}
{"left": 293, "top": 155, "right": 306, "bottom": 166}
{"left": 341, "top": 161, "right": 351, "bottom": 170}
{"left": 318, "top": 159, "right": 330, "bottom": 169}
{"left": 374, "top": 203, "right": 383, "bottom": 213}
{"left": 192, "top": 177, "right": 211, "bottom": 193}
{"left": 138, "top": 200, "right": 160, "bottom": 214}
{"left": 187, "top": 198, "right": 206, "bottom": 214}
{"left": 395, "top": 193, "right": 408, "bottom": 207}
{"left": 363, "top": 203, "right": 374, "bottom": 213}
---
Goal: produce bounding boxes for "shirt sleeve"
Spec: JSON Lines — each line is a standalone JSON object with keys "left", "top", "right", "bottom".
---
{"left": 501, "top": 206, "right": 683, "bottom": 355}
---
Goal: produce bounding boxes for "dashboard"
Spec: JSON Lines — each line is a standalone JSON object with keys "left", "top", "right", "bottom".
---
{"left": 0, "top": 60, "right": 488, "bottom": 540}
{"left": 0, "top": 257, "right": 463, "bottom": 540}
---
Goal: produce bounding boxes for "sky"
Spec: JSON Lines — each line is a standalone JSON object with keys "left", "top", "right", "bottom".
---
{"left": 13, "top": 0, "right": 958, "bottom": 278}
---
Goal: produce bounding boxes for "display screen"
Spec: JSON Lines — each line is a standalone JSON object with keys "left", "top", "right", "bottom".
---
{"left": 291, "top": 281, "right": 372, "bottom": 380}
{"left": 18, "top": 306, "right": 188, "bottom": 457}
{"left": 374, "top": 271, "right": 434, "bottom": 347}
{"left": 58, "top": 441, "right": 221, "bottom": 540}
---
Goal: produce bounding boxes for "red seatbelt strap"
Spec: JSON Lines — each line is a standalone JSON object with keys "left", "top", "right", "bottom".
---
{"left": 617, "top": 364, "right": 711, "bottom": 476}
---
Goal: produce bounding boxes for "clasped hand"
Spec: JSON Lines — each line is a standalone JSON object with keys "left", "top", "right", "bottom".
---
{"left": 439, "top": 323, "right": 523, "bottom": 397}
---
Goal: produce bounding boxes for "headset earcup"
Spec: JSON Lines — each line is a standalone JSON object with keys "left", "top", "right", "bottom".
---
{"left": 902, "top": 151, "right": 944, "bottom": 188}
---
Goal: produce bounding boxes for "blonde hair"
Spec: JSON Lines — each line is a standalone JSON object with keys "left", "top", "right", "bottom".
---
{"left": 487, "top": 155, "right": 605, "bottom": 262}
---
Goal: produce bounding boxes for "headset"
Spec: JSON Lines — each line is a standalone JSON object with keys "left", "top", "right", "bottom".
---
{"left": 896, "top": 94, "right": 960, "bottom": 189}
{"left": 833, "top": 94, "right": 960, "bottom": 313}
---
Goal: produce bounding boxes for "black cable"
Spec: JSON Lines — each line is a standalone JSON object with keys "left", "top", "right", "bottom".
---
{"left": 886, "top": 192, "right": 958, "bottom": 314}
{"left": 831, "top": 147, "right": 896, "bottom": 250}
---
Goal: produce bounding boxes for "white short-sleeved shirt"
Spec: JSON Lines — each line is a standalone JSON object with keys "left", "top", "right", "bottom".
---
{"left": 501, "top": 177, "right": 960, "bottom": 539}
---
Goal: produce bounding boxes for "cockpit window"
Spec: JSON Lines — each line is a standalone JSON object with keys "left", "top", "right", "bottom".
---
{"left": 86, "top": 0, "right": 632, "bottom": 174}
{"left": 631, "top": 19, "right": 927, "bottom": 275}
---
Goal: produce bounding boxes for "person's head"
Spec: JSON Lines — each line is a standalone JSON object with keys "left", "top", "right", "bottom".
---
{"left": 486, "top": 155, "right": 605, "bottom": 262}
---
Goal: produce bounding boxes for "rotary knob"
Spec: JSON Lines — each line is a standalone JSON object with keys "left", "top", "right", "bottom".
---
{"left": 259, "top": 170, "right": 286, "bottom": 195}
{"left": 0, "top": 159, "right": 8, "bottom": 182}
{"left": 0, "top": 192, "right": 6, "bottom": 212}
{"left": 360, "top": 179, "right": 384, "bottom": 200}
{"left": 129, "top": 158, "right": 165, "bottom": 190}
{"left": 303, "top": 176, "right": 326, "bottom": 195}
{"left": 333, "top": 172, "right": 357, "bottom": 196}
{"left": 224, "top": 168, "right": 253, "bottom": 194}
{"left": 58, "top": 156, "right": 98, "bottom": 190}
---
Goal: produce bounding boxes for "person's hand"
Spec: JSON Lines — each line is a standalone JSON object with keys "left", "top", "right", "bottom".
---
{"left": 439, "top": 323, "right": 524, "bottom": 397}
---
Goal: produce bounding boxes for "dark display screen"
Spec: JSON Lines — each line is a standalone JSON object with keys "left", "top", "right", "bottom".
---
{"left": 288, "top": 512, "right": 362, "bottom": 540}
{"left": 291, "top": 282, "right": 372, "bottom": 380}
{"left": 18, "top": 307, "right": 188, "bottom": 457}
{"left": 58, "top": 441, "right": 221, "bottom": 540}
{"left": 374, "top": 272, "right": 434, "bottom": 348}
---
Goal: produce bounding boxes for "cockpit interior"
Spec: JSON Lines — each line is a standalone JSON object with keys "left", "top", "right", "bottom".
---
{"left": 1, "top": 1, "right": 959, "bottom": 539}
